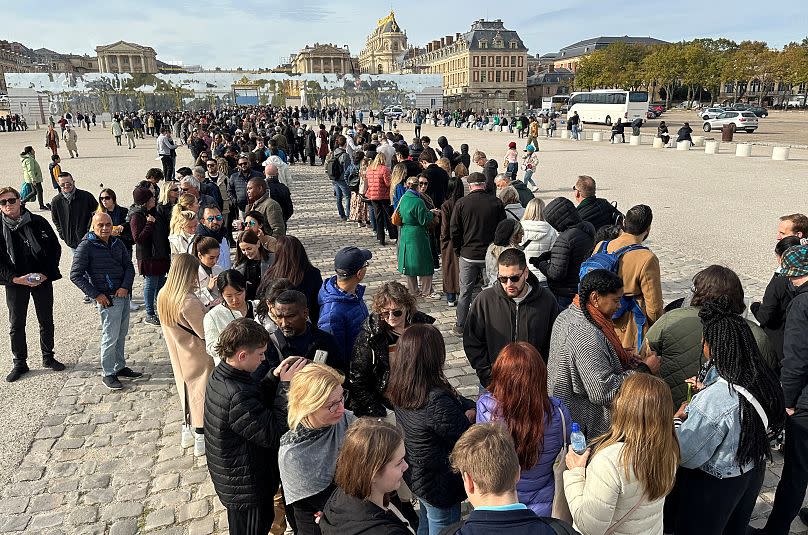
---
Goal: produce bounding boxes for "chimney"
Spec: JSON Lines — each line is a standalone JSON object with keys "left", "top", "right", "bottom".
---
{"left": 456, "top": 32, "right": 461, "bottom": 40}
{"left": 433, "top": 40, "right": 441, "bottom": 50}
{"left": 427, "top": 43, "right": 432, "bottom": 52}
{"left": 440, "top": 38, "right": 445, "bottom": 48}
{"left": 446, "top": 35, "right": 454, "bottom": 45}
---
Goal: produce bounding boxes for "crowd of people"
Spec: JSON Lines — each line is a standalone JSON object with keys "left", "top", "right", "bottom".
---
{"left": 2, "top": 103, "right": 808, "bottom": 535}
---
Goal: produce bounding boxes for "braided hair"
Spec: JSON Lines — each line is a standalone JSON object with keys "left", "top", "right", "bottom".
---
{"left": 578, "top": 269, "right": 624, "bottom": 329}
{"left": 699, "top": 298, "right": 785, "bottom": 467}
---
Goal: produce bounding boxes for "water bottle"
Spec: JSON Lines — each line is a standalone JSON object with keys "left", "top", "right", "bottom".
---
{"left": 26, "top": 274, "right": 42, "bottom": 284}
{"left": 570, "top": 423, "right": 587, "bottom": 454}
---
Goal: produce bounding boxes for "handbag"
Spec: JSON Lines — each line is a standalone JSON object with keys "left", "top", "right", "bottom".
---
{"left": 391, "top": 204, "right": 403, "bottom": 226}
{"left": 551, "top": 405, "right": 573, "bottom": 523}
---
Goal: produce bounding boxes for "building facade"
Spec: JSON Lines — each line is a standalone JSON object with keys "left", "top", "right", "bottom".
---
{"left": 407, "top": 19, "right": 528, "bottom": 109}
{"left": 292, "top": 43, "right": 354, "bottom": 74}
{"left": 96, "top": 41, "right": 158, "bottom": 74}
{"left": 527, "top": 66, "right": 574, "bottom": 108}
{"left": 359, "top": 11, "right": 408, "bottom": 74}
{"left": 552, "top": 36, "right": 668, "bottom": 73}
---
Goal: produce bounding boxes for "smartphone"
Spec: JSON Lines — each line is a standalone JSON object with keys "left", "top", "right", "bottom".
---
{"left": 313, "top": 350, "right": 328, "bottom": 364}
{"left": 686, "top": 383, "right": 693, "bottom": 403}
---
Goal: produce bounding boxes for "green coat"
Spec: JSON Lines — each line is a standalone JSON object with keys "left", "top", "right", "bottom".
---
{"left": 397, "top": 190, "right": 434, "bottom": 276}
{"left": 21, "top": 154, "right": 43, "bottom": 184}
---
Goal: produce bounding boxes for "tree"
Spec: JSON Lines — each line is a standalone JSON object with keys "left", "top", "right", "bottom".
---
{"left": 778, "top": 42, "right": 808, "bottom": 106}
{"left": 722, "top": 41, "right": 780, "bottom": 105}
{"left": 692, "top": 38, "right": 737, "bottom": 104}
{"left": 575, "top": 42, "right": 650, "bottom": 90}
{"left": 642, "top": 43, "right": 686, "bottom": 108}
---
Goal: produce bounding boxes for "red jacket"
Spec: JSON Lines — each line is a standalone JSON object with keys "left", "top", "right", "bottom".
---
{"left": 365, "top": 165, "right": 391, "bottom": 201}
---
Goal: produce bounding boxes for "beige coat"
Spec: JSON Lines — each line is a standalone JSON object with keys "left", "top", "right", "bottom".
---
{"left": 594, "top": 233, "right": 664, "bottom": 351}
{"left": 247, "top": 193, "right": 286, "bottom": 238}
{"left": 161, "top": 294, "right": 215, "bottom": 428}
{"left": 564, "top": 443, "right": 668, "bottom": 535}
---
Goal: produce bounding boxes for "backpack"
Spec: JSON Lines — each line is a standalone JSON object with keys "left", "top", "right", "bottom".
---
{"left": 325, "top": 149, "right": 344, "bottom": 180}
{"left": 579, "top": 240, "right": 650, "bottom": 349}
{"left": 345, "top": 163, "right": 360, "bottom": 188}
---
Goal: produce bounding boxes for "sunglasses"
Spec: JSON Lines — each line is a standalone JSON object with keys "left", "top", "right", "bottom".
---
{"left": 380, "top": 309, "right": 403, "bottom": 319}
{"left": 418, "top": 181, "right": 429, "bottom": 185}
{"left": 498, "top": 273, "right": 524, "bottom": 284}
{"left": 0, "top": 198, "right": 18, "bottom": 206}
{"left": 206, "top": 163, "right": 217, "bottom": 167}
{"left": 99, "top": 196, "right": 113, "bottom": 201}
{"left": 206, "top": 215, "right": 223, "bottom": 222}
{"left": 238, "top": 162, "right": 250, "bottom": 166}
{"left": 245, "top": 220, "right": 258, "bottom": 227}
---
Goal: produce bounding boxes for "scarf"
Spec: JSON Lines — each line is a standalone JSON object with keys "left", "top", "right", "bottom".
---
{"left": 2, "top": 210, "right": 42, "bottom": 266}
{"left": 573, "top": 295, "right": 634, "bottom": 368}
{"left": 61, "top": 189, "right": 75, "bottom": 203}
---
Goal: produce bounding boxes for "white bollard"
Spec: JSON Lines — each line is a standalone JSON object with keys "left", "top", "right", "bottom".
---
{"left": 629, "top": 135, "right": 641, "bottom": 146}
{"left": 691, "top": 136, "right": 705, "bottom": 147}
{"left": 704, "top": 140, "right": 720, "bottom": 154}
{"left": 736, "top": 143, "right": 752, "bottom": 157}
{"left": 560, "top": 129, "right": 569, "bottom": 139}
{"left": 652, "top": 137, "right": 664, "bottom": 148}
{"left": 102, "top": 120, "right": 106, "bottom": 129}
{"left": 592, "top": 131, "right": 603, "bottom": 142}
{"left": 677, "top": 141, "right": 691, "bottom": 151}
{"left": 772, "top": 146, "right": 790, "bottom": 161}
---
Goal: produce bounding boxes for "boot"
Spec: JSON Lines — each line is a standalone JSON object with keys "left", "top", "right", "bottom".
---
{"left": 6, "top": 362, "right": 30, "bottom": 382}
{"left": 43, "top": 356, "right": 66, "bottom": 371}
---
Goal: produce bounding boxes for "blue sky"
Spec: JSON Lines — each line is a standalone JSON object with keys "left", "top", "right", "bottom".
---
{"left": 5, "top": 0, "right": 807, "bottom": 69}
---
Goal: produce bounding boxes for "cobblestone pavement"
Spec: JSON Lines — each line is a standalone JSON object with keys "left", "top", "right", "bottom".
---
{"left": 0, "top": 125, "right": 806, "bottom": 533}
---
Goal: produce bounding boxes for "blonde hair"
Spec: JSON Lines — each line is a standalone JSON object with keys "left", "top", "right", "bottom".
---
{"left": 287, "top": 363, "right": 344, "bottom": 430}
{"left": 156, "top": 253, "right": 200, "bottom": 327}
{"left": 368, "top": 152, "right": 386, "bottom": 173}
{"left": 389, "top": 162, "right": 407, "bottom": 200}
{"left": 454, "top": 163, "right": 469, "bottom": 178}
{"left": 170, "top": 209, "right": 196, "bottom": 235}
{"left": 450, "top": 423, "right": 520, "bottom": 495}
{"left": 522, "top": 198, "right": 546, "bottom": 222}
{"left": 158, "top": 181, "right": 176, "bottom": 205}
{"left": 172, "top": 193, "right": 199, "bottom": 221}
{"left": 436, "top": 157, "right": 451, "bottom": 174}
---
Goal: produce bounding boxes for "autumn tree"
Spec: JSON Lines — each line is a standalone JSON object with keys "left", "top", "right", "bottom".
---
{"left": 642, "top": 43, "right": 685, "bottom": 108}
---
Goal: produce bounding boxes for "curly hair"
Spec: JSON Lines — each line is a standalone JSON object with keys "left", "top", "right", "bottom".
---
{"left": 579, "top": 269, "right": 624, "bottom": 329}
{"left": 371, "top": 281, "right": 418, "bottom": 318}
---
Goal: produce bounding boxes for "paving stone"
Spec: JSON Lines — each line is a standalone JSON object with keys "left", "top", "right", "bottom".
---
{"left": 115, "top": 483, "right": 148, "bottom": 501}
{"left": 53, "top": 437, "right": 84, "bottom": 450}
{"left": 0, "top": 514, "right": 31, "bottom": 532}
{"left": 108, "top": 518, "right": 139, "bottom": 535}
{"left": 79, "top": 474, "right": 111, "bottom": 490}
{"left": 177, "top": 499, "right": 210, "bottom": 522}
{"left": 151, "top": 473, "right": 179, "bottom": 492}
{"left": 27, "top": 493, "right": 63, "bottom": 513}
{"left": 82, "top": 488, "right": 115, "bottom": 506}
{"left": 34, "top": 426, "right": 65, "bottom": 440}
{"left": 144, "top": 507, "right": 174, "bottom": 530}
{"left": 28, "top": 512, "right": 64, "bottom": 530}
{"left": 0, "top": 497, "right": 28, "bottom": 515}
{"left": 66, "top": 505, "right": 98, "bottom": 525}
{"left": 188, "top": 516, "right": 215, "bottom": 535}
{"left": 10, "top": 467, "right": 45, "bottom": 482}
{"left": 100, "top": 500, "right": 143, "bottom": 521}
{"left": 65, "top": 423, "right": 97, "bottom": 437}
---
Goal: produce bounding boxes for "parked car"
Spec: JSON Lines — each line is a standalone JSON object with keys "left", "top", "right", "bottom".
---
{"left": 702, "top": 111, "right": 759, "bottom": 133}
{"left": 649, "top": 103, "right": 666, "bottom": 113}
{"left": 729, "top": 103, "right": 751, "bottom": 111}
{"left": 382, "top": 105, "right": 404, "bottom": 119}
{"left": 700, "top": 107, "right": 726, "bottom": 120}
{"left": 748, "top": 106, "right": 769, "bottom": 117}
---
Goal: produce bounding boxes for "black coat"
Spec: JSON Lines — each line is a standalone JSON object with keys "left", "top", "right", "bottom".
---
{"left": 267, "top": 180, "right": 293, "bottom": 221}
{"left": 442, "top": 509, "right": 565, "bottom": 535}
{"left": 537, "top": 198, "right": 595, "bottom": 299}
{"left": 752, "top": 273, "right": 796, "bottom": 365}
{"left": 129, "top": 205, "right": 171, "bottom": 276}
{"left": 781, "top": 282, "right": 808, "bottom": 410}
{"left": 483, "top": 159, "right": 498, "bottom": 193}
{"left": 348, "top": 311, "right": 435, "bottom": 417}
{"left": 50, "top": 189, "right": 98, "bottom": 248}
{"left": 450, "top": 190, "right": 506, "bottom": 261}
{"left": 268, "top": 325, "right": 344, "bottom": 374}
{"left": 204, "top": 362, "right": 288, "bottom": 509}
{"left": 320, "top": 488, "right": 413, "bottom": 535}
{"left": 576, "top": 196, "right": 622, "bottom": 232}
{"left": 464, "top": 271, "right": 559, "bottom": 386}
{"left": 102, "top": 205, "right": 134, "bottom": 254}
{"left": 512, "top": 181, "right": 534, "bottom": 208}
{"left": 0, "top": 209, "right": 61, "bottom": 285}
{"left": 394, "top": 388, "right": 475, "bottom": 508}
{"left": 424, "top": 165, "right": 450, "bottom": 208}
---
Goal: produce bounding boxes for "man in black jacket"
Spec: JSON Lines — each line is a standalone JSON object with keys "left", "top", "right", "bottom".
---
{"left": 0, "top": 187, "right": 65, "bottom": 382}
{"left": 50, "top": 172, "right": 98, "bottom": 252}
{"left": 472, "top": 150, "right": 498, "bottom": 194}
{"left": 464, "top": 249, "right": 559, "bottom": 387}
{"left": 229, "top": 157, "right": 264, "bottom": 218}
{"left": 204, "top": 318, "right": 305, "bottom": 535}
{"left": 573, "top": 175, "right": 622, "bottom": 232}
{"left": 264, "top": 163, "right": 293, "bottom": 222}
{"left": 450, "top": 173, "right": 506, "bottom": 335}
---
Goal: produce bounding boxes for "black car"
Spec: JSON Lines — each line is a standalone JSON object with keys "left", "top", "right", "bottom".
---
{"left": 748, "top": 106, "right": 769, "bottom": 117}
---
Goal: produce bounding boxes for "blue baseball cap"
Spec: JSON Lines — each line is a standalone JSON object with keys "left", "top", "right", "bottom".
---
{"left": 334, "top": 246, "right": 372, "bottom": 276}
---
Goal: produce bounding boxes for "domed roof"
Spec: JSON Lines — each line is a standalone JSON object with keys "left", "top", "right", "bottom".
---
{"left": 377, "top": 11, "right": 401, "bottom": 33}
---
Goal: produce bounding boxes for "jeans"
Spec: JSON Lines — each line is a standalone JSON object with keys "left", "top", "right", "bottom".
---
{"left": 763, "top": 409, "right": 808, "bottom": 534}
{"left": 98, "top": 296, "right": 131, "bottom": 377}
{"left": 456, "top": 258, "right": 486, "bottom": 328}
{"left": 371, "top": 199, "right": 395, "bottom": 243}
{"left": 6, "top": 280, "right": 55, "bottom": 365}
{"left": 368, "top": 203, "right": 377, "bottom": 232}
{"left": 143, "top": 275, "right": 166, "bottom": 317}
{"left": 333, "top": 179, "right": 351, "bottom": 219}
{"left": 506, "top": 162, "right": 518, "bottom": 180}
{"left": 446, "top": 292, "right": 457, "bottom": 304}
{"left": 571, "top": 125, "right": 579, "bottom": 140}
{"left": 417, "top": 499, "right": 460, "bottom": 535}
{"left": 523, "top": 169, "right": 536, "bottom": 187}
{"left": 415, "top": 124, "right": 421, "bottom": 138}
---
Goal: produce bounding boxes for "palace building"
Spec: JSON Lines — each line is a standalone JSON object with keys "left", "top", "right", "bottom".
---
{"left": 292, "top": 43, "right": 355, "bottom": 75}
{"left": 359, "top": 11, "right": 408, "bottom": 74}
{"left": 96, "top": 41, "right": 158, "bottom": 74}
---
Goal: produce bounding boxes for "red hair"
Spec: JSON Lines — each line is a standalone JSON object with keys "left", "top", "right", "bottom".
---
{"left": 489, "top": 342, "right": 552, "bottom": 469}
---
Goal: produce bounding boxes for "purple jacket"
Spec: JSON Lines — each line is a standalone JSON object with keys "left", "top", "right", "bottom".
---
{"left": 476, "top": 393, "right": 570, "bottom": 517}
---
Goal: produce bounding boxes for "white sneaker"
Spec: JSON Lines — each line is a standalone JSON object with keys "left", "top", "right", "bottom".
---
{"left": 193, "top": 431, "right": 206, "bottom": 457}
{"left": 180, "top": 425, "right": 193, "bottom": 449}
{"left": 129, "top": 300, "right": 141, "bottom": 311}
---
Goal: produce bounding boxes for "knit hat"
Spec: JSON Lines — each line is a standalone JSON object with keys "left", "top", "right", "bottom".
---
{"left": 493, "top": 219, "right": 517, "bottom": 246}
{"left": 524, "top": 145, "right": 535, "bottom": 152}
{"left": 780, "top": 245, "right": 808, "bottom": 277}
{"left": 132, "top": 186, "right": 153, "bottom": 206}
{"left": 508, "top": 142, "right": 517, "bottom": 149}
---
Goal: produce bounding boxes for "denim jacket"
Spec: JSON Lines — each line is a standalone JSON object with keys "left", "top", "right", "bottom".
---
{"left": 677, "top": 367, "right": 754, "bottom": 478}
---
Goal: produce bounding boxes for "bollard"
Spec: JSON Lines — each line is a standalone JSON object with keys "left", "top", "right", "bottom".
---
{"left": 735, "top": 143, "right": 752, "bottom": 157}
{"left": 629, "top": 135, "right": 641, "bottom": 146}
{"left": 592, "top": 131, "right": 603, "bottom": 142}
{"left": 772, "top": 146, "right": 790, "bottom": 161}
{"left": 704, "top": 140, "right": 720, "bottom": 154}
{"left": 652, "top": 137, "right": 664, "bottom": 148}
{"left": 560, "top": 129, "right": 569, "bottom": 139}
{"left": 691, "top": 136, "right": 705, "bottom": 147}
{"left": 35, "top": 122, "right": 40, "bottom": 130}
{"left": 102, "top": 120, "right": 106, "bottom": 129}
{"left": 676, "top": 141, "right": 690, "bottom": 151}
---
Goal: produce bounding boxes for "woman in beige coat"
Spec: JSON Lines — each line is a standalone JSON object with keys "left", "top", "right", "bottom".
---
{"left": 157, "top": 253, "right": 215, "bottom": 457}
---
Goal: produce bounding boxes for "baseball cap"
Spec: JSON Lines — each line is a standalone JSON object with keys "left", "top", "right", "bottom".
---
{"left": 334, "top": 247, "right": 372, "bottom": 276}
{"left": 524, "top": 145, "right": 535, "bottom": 152}
{"left": 508, "top": 142, "right": 517, "bottom": 149}
{"left": 780, "top": 245, "right": 808, "bottom": 277}
{"left": 467, "top": 172, "right": 486, "bottom": 184}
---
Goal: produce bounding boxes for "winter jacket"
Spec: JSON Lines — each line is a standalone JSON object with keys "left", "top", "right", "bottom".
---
{"left": 129, "top": 205, "right": 171, "bottom": 276}
{"left": 348, "top": 311, "right": 435, "bottom": 417}
{"left": 521, "top": 220, "right": 557, "bottom": 283}
{"left": 268, "top": 325, "right": 345, "bottom": 374}
{"left": 266, "top": 180, "right": 293, "bottom": 221}
{"left": 576, "top": 196, "right": 622, "bottom": 232}
{"left": 477, "top": 395, "right": 571, "bottom": 516}
{"left": 21, "top": 154, "right": 43, "bottom": 184}
{"left": 204, "top": 361, "right": 288, "bottom": 508}
{"left": 424, "top": 164, "right": 449, "bottom": 208}
{"left": 537, "top": 198, "right": 595, "bottom": 299}
{"left": 752, "top": 272, "right": 796, "bottom": 365}
{"left": 69, "top": 232, "right": 135, "bottom": 299}
{"left": 548, "top": 305, "right": 634, "bottom": 438}
{"left": 0, "top": 209, "right": 62, "bottom": 285}
{"left": 782, "top": 281, "right": 808, "bottom": 410}
{"left": 646, "top": 306, "right": 776, "bottom": 406}
{"left": 483, "top": 159, "right": 498, "bottom": 193}
{"left": 320, "top": 488, "right": 413, "bottom": 535}
{"left": 564, "top": 443, "right": 669, "bottom": 535}
{"left": 365, "top": 165, "right": 391, "bottom": 201}
{"left": 394, "top": 388, "right": 475, "bottom": 508}
{"left": 443, "top": 508, "right": 561, "bottom": 535}
{"left": 203, "top": 302, "right": 253, "bottom": 365}
{"left": 465, "top": 271, "right": 559, "bottom": 387}
{"left": 397, "top": 190, "right": 434, "bottom": 277}
{"left": 317, "top": 277, "right": 368, "bottom": 362}
{"left": 511, "top": 181, "right": 534, "bottom": 208}
{"left": 228, "top": 169, "right": 263, "bottom": 212}
{"left": 450, "top": 190, "right": 506, "bottom": 261}
{"left": 247, "top": 193, "right": 286, "bottom": 238}
{"left": 50, "top": 189, "right": 98, "bottom": 249}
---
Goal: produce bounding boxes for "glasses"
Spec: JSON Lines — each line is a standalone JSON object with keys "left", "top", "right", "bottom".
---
{"left": 325, "top": 393, "right": 347, "bottom": 414}
{"left": 238, "top": 162, "right": 250, "bottom": 167}
{"left": 379, "top": 309, "right": 403, "bottom": 319}
{"left": 99, "top": 196, "right": 113, "bottom": 201}
{"left": 418, "top": 181, "right": 429, "bottom": 186}
{"left": 498, "top": 272, "right": 524, "bottom": 284}
{"left": 0, "top": 198, "right": 18, "bottom": 206}
{"left": 206, "top": 215, "right": 223, "bottom": 222}
{"left": 245, "top": 220, "right": 258, "bottom": 227}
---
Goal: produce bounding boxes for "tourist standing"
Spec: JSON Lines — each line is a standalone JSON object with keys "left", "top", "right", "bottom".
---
{"left": 129, "top": 186, "right": 170, "bottom": 325}
{"left": 62, "top": 125, "right": 79, "bottom": 158}
{"left": 20, "top": 146, "right": 49, "bottom": 210}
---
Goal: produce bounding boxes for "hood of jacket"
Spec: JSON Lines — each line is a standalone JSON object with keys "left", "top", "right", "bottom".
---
{"left": 521, "top": 219, "right": 556, "bottom": 242}
{"left": 86, "top": 231, "right": 121, "bottom": 249}
{"left": 20, "top": 154, "right": 35, "bottom": 165}
{"left": 319, "top": 488, "right": 411, "bottom": 535}
{"left": 544, "top": 197, "right": 582, "bottom": 232}
{"left": 319, "top": 276, "right": 366, "bottom": 305}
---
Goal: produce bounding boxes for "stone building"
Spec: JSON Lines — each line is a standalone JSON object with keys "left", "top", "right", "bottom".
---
{"left": 406, "top": 19, "right": 528, "bottom": 110}
{"left": 527, "top": 66, "right": 574, "bottom": 108}
{"left": 96, "top": 41, "right": 158, "bottom": 74}
{"left": 552, "top": 36, "right": 668, "bottom": 73}
{"left": 359, "top": 11, "right": 407, "bottom": 74}
{"left": 292, "top": 43, "right": 355, "bottom": 74}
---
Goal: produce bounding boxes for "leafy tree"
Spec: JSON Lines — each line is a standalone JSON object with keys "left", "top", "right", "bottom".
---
{"left": 778, "top": 42, "right": 808, "bottom": 105}
{"left": 642, "top": 43, "right": 686, "bottom": 108}
{"left": 575, "top": 42, "right": 650, "bottom": 90}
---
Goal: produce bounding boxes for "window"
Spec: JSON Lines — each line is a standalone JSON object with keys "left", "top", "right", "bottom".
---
{"left": 489, "top": 70, "right": 494, "bottom": 81}
{"left": 518, "top": 71, "right": 523, "bottom": 82}
{"left": 473, "top": 56, "right": 479, "bottom": 67}
{"left": 628, "top": 91, "right": 648, "bottom": 102}
{"left": 495, "top": 71, "right": 501, "bottom": 83}
{"left": 725, "top": 83, "right": 734, "bottom": 93}
{"left": 493, "top": 38, "right": 504, "bottom": 49}
{"left": 545, "top": 87, "right": 550, "bottom": 95}
{"left": 474, "top": 70, "right": 479, "bottom": 82}
{"left": 510, "top": 41, "right": 518, "bottom": 49}
{"left": 479, "top": 40, "right": 488, "bottom": 49}
{"left": 480, "top": 71, "right": 486, "bottom": 82}
{"left": 495, "top": 56, "right": 501, "bottom": 67}
{"left": 518, "top": 56, "right": 523, "bottom": 67}
{"left": 503, "top": 71, "right": 508, "bottom": 82}
{"left": 511, "top": 70, "right": 516, "bottom": 82}
{"left": 481, "top": 56, "right": 486, "bottom": 67}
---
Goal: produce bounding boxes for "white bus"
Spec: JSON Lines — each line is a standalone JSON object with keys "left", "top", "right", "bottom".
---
{"left": 567, "top": 90, "right": 649, "bottom": 125}
{"left": 541, "top": 95, "right": 570, "bottom": 113}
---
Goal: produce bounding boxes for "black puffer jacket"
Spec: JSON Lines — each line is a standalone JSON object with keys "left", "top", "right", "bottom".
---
{"left": 536, "top": 198, "right": 595, "bottom": 299}
{"left": 394, "top": 388, "right": 474, "bottom": 508}
{"left": 320, "top": 487, "right": 413, "bottom": 535}
{"left": 576, "top": 196, "right": 622, "bottom": 232}
{"left": 204, "top": 362, "right": 288, "bottom": 509}
{"left": 348, "top": 311, "right": 435, "bottom": 417}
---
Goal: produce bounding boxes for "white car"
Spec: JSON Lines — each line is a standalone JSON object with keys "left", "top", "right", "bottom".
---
{"left": 699, "top": 107, "right": 725, "bottom": 120}
{"left": 381, "top": 105, "right": 404, "bottom": 119}
{"left": 702, "top": 111, "right": 759, "bottom": 133}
